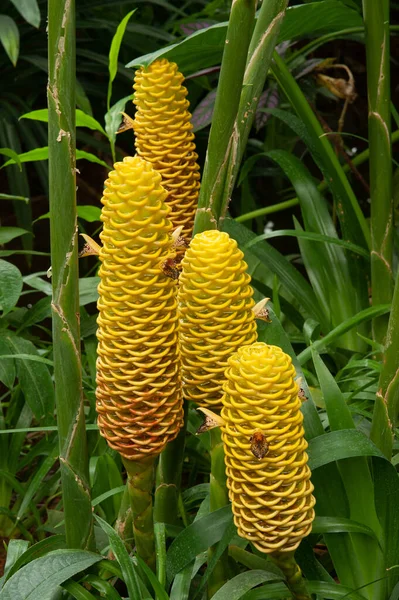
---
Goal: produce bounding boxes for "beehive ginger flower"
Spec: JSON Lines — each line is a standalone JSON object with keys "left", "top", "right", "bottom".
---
{"left": 221, "top": 342, "right": 315, "bottom": 553}
{"left": 178, "top": 230, "right": 257, "bottom": 408}
{"left": 95, "top": 155, "right": 183, "bottom": 460}
{"left": 132, "top": 58, "right": 200, "bottom": 254}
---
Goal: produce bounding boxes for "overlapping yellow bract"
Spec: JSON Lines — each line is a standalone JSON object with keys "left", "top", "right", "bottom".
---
{"left": 178, "top": 230, "right": 257, "bottom": 408}
{"left": 95, "top": 155, "right": 183, "bottom": 460}
{"left": 221, "top": 342, "right": 315, "bottom": 553}
{"left": 133, "top": 58, "right": 200, "bottom": 254}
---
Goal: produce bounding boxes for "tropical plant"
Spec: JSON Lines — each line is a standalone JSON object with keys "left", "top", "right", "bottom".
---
{"left": 0, "top": 0, "right": 399, "bottom": 599}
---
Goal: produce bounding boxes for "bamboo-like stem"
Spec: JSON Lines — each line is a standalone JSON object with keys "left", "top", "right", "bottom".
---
{"left": 193, "top": 0, "right": 257, "bottom": 235}
{"left": 154, "top": 403, "right": 188, "bottom": 526}
{"left": 370, "top": 268, "right": 399, "bottom": 459}
{"left": 208, "top": 428, "right": 229, "bottom": 598}
{"left": 270, "top": 552, "right": 311, "bottom": 600}
{"left": 48, "top": 0, "right": 93, "bottom": 549}
{"left": 123, "top": 457, "right": 156, "bottom": 571}
{"left": 362, "top": 0, "right": 393, "bottom": 344}
{"left": 221, "top": 0, "right": 288, "bottom": 220}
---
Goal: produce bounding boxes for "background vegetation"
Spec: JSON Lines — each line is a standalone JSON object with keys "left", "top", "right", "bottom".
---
{"left": 0, "top": 0, "right": 399, "bottom": 598}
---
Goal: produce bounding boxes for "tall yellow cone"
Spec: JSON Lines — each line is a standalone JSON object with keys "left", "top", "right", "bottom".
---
{"left": 178, "top": 230, "right": 257, "bottom": 408}
{"left": 133, "top": 58, "right": 200, "bottom": 255}
{"left": 221, "top": 342, "right": 315, "bottom": 553}
{"left": 96, "top": 155, "right": 183, "bottom": 460}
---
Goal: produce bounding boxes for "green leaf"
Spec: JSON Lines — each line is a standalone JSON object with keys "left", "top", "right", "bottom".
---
{"left": 0, "top": 148, "right": 22, "bottom": 171}
{"left": 0, "top": 336, "right": 15, "bottom": 389}
{"left": 312, "top": 516, "right": 377, "bottom": 539}
{"left": 94, "top": 515, "right": 143, "bottom": 600}
{"left": 0, "top": 540, "right": 29, "bottom": 588}
{"left": 5, "top": 336, "right": 54, "bottom": 422}
{"left": 0, "top": 550, "right": 102, "bottom": 600}
{"left": 223, "top": 218, "right": 329, "bottom": 331}
{"left": 211, "top": 570, "right": 283, "bottom": 600}
{"left": 307, "top": 580, "right": 371, "bottom": 599}
{"left": 298, "top": 304, "right": 391, "bottom": 364}
{"left": 0, "top": 16, "right": 19, "bottom": 66}
{"left": 3, "top": 536, "right": 66, "bottom": 584}
{"left": 79, "top": 277, "right": 100, "bottom": 306}
{"left": 241, "top": 583, "right": 298, "bottom": 600}
{"left": 126, "top": 2, "right": 362, "bottom": 73}
{"left": 77, "top": 206, "right": 102, "bottom": 222}
{"left": 21, "top": 109, "right": 106, "bottom": 136}
{"left": 166, "top": 505, "right": 232, "bottom": 583}
{"left": 308, "top": 429, "right": 385, "bottom": 471}
{"left": 0, "top": 227, "right": 30, "bottom": 245}
{"left": 248, "top": 228, "right": 370, "bottom": 259}
{"left": 0, "top": 193, "right": 28, "bottom": 202}
{"left": 16, "top": 450, "right": 58, "bottom": 522}
{"left": 20, "top": 296, "right": 52, "bottom": 329}
{"left": 270, "top": 55, "right": 369, "bottom": 250}
{"left": 62, "top": 581, "right": 97, "bottom": 600}
{"left": 373, "top": 458, "right": 399, "bottom": 593}
{"left": 105, "top": 94, "right": 134, "bottom": 159}
{"left": 107, "top": 10, "right": 136, "bottom": 110}
{"left": 2, "top": 147, "right": 110, "bottom": 169}
{"left": 0, "top": 259, "right": 22, "bottom": 315}
{"left": 9, "top": 0, "right": 40, "bottom": 27}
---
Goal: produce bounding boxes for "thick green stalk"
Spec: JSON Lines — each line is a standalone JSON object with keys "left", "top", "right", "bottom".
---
{"left": 123, "top": 457, "right": 156, "bottom": 571}
{"left": 371, "top": 269, "right": 399, "bottom": 459}
{"left": 154, "top": 403, "right": 188, "bottom": 526}
{"left": 270, "top": 552, "right": 311, "bottom": 600}
{"left": 48, "top": 0, "right": 93, "bottom": 549}
{"left": 208, "top": 428, "right": 229, "bottom": 598}
{"left": 362, "top": 0, "right": 393, "bottom": 344}
{"left": 222, "top": 0, "right": 288, "bottom": 219}
{"left": 193, "top": 0, "right": 256, "bottom": 234}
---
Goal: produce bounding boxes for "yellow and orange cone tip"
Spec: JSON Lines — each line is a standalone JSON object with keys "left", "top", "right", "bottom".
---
{"left": 221, "top": 342, "right": 315, "bottom": 553}
{"left": 178, "top": 230, "right": 257, "bottom": 409}
{"left": 132, "top": 58, "right": 200, "bottom": 255}
{"left": 95, "top": 155, "right": 183, "bottom": 460}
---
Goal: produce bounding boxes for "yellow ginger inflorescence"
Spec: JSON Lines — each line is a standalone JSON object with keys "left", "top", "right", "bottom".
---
{"left": 178, "top": 230, "right": 257, "bottom": 408}
{"left": 133, "top": 58, "right": 200, "bottom": 253}
{"left": 96, "top": 155, "right": 183, "bottom": 460}
{"left": 221, "top": 342, "right": 315, "bottom": 553}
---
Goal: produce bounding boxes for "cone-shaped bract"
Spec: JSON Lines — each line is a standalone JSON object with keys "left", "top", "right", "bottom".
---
{"left": 221, "top": 342, "right": 315, "bottom": 553}
{"left": 178, "top": 230, "right": 257, "bottom": 408}
{"left": 96, "top": 156, "right": 183, "bottom": 459}
{"left": 133, "top": 58, "right": 200, "bottom": 253}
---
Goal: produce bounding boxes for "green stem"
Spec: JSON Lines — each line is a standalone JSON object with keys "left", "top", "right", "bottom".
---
{"left": 270, "top": 551, "right": 311, "bottom": 600}
{"left": 362, "top": 0, "right": 393, "bottom": 344}
{"left": 208, "top": 428, "right": 229, "bottom": 598}
{"left": 123, "top": 456, "right": 156, "bottom": 571}
{"left": 48, "top": 0, "right": 94, "bottom": 550}
{"left": 193, "top": 0, "right": 257, "bottom": 235}
{"left": 222, "top": 0, "right": 288, "bottom": 221}
{"left": 154, "top": 402, "right": 188, "bottom": 527}
{"left": 371, "top": 269, "right": 399, "bottom": 459}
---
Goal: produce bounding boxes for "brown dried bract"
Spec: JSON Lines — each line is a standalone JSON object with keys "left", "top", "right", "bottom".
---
{"left": 250, "top": 431, "right": 269, "bottom": 460}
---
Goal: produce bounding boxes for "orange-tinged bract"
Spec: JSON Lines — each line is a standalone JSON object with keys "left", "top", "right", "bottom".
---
{"left": 221, "top": 342, "right": 315, "bottom": 553}
{"left": 178, "top": 230, "right": 257, "bottom": 408}
{"left": 133, "top": 58, "right": 200, "bottom": 254}
{"left": 96, "top": 156, "right": 183, "bottom": 460}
